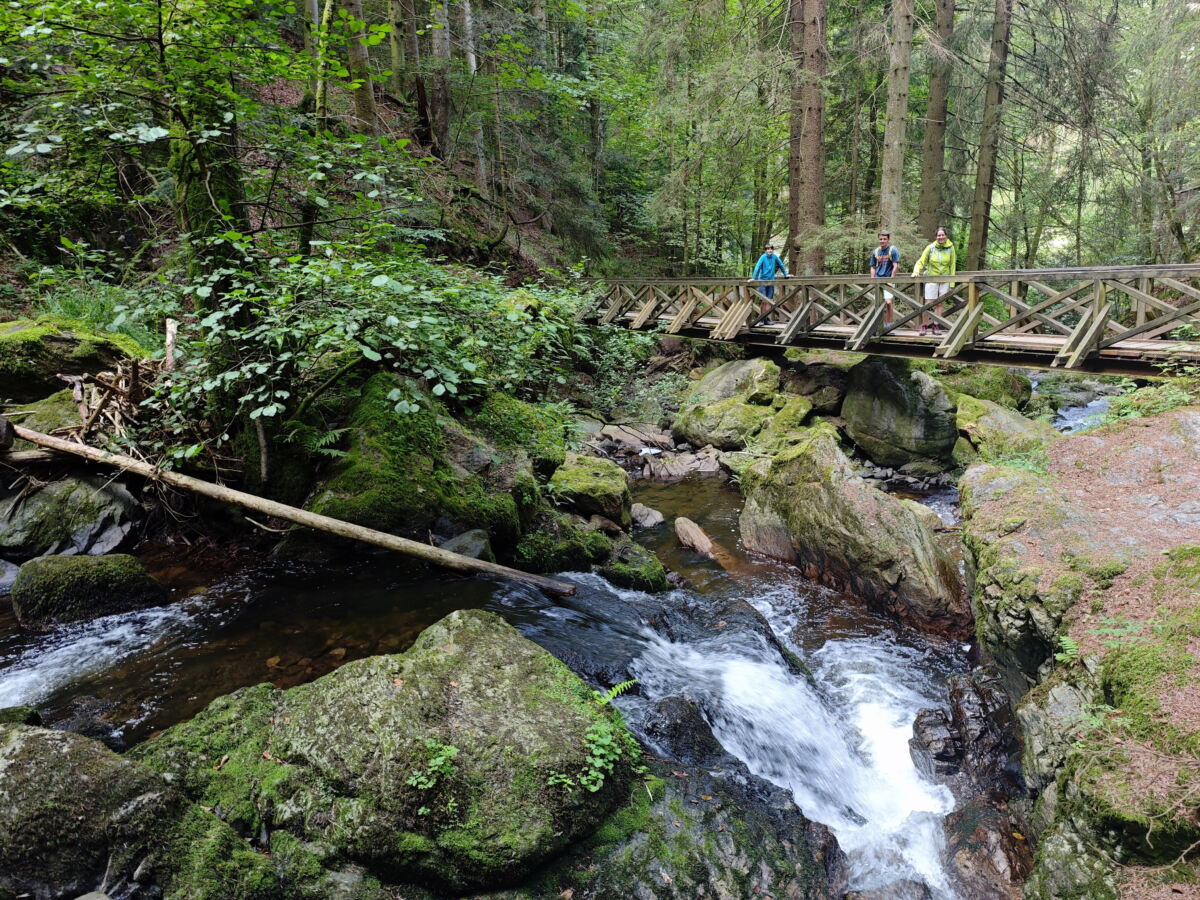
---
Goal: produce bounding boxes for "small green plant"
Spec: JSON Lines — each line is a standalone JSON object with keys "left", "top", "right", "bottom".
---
{"left": 548, "top": 679, "right": 644, "bottom": 793}
{"left": 978, "top": 442, "right": 1050, "bottom": 474}
{"left": 406, "top": 739, "right": 459, "bottom": 790}
{"left": 593, "top": 679, "right": 638, "bottom": 706}
{"left": 1089, "top": 616, "right": 1148, "bottom": 648}
{"left": 1054, "top": 634, "right": 1081, "bottom": 663}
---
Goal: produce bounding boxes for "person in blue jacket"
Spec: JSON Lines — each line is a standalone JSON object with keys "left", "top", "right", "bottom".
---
{"left": 750, "top": 244, "right": 789, "bottom": 315}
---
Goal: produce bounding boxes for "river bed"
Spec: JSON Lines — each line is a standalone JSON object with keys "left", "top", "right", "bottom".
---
{"left": 0, "top": 474, "right": 968, "bottom": 897}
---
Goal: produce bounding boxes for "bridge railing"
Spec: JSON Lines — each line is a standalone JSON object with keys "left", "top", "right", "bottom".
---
{"left": 585, "top": 264, "right": 1200, "bottom": 368}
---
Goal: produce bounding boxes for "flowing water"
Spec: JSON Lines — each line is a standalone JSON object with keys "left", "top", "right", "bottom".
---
{"left": 0, "top": 475, "right": 967, "bottom": 897}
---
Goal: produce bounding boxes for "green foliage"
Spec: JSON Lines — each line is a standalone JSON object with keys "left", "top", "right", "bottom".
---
{"left": 979, "top": 442, "right": 1051, "bottom": 474}
{"left": 549, "top": 679, "right": 643, "bottom": 794}
{"left": 406, "top": 739, "right": 460, "bottom": 791}
{"left": 1100, "top": 380, "right": 1200, "bottom": 424}
{"left": 1054, "top": 634, "right": 1081, "bottom": 663}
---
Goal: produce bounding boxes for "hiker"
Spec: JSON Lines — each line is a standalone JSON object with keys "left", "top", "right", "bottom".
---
{"left": 912, "top": 226, "right": 956, "bottom": 336}
{"left": 750, "top": 244, "right": 789, "bottom": 316}
{"left": 868, "top": 231, "right": 900, "bottom": 330}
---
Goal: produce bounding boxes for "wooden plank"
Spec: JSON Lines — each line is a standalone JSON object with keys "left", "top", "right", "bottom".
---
{"left": 1063, "top": 301, "right": 1112, "bottom": 368}
{"left": 1099, "top": 297, "right": 1200, "bottom": 348}
{"left": 777, "top": 297, "right": 816, "bottom": 344}
{"left": 846, "top": 299, "right": 889, "bottom": 351}
{"left": 935, "top": 283, "right": 984, "bottom": 358}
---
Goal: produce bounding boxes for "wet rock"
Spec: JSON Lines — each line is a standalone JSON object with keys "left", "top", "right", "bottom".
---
{"left": 0, "top": 559, "right": 18, "bottom": 593}
{"left": 11, "top": 553, "right": 167, "bottom": 628}
{"left": 844, "top": 880, "right": 931, "bottom": 900}
{"left": 0, "top": 318, "right": 143, "bottom": 403}
{"left": 842, "top": 357, "right": 958, "bottom": 468}
{"left": 901, "top": 498, "right": 944, "bottom": 533}
{"left": 48, "top": 695, "right": 126, "bottom": 751}
{"left": 783, "top": 359, "right": 850, "bottom": 415}
{"left": 0, "top": 474, "right": 141, "bottom": 563}
{"left": 585, "top": 514, "right": 624, "bottom": 535}
{"left": 675, "top": 516, "right": 714, "bottom": 556}
{"left": 947, "top": 668, "right": 1023, "bottom": 798}
{"left": 739, "top": 423, "right": 968, "bottom": 637}
{"left": 438, "top": 529, "right": 495, "bottom": 562}
{"left": 640, "top": 696, "right": 724, "bottom": 766}
{"left": 0, "top": 725, "right": 277, "bottom": 900}
{"left": 944, "top": 798, "right": 1032, "bottom": 900}
{"left": 630, "top": 502, "right": 665, "bottom": 528}
{"left": 550, "top": 452, "right": 632, "bottom": 528}
{"left": 641, "top": 446, "right": 722, "bottom": 479}
{"left": 595, "top": 536, "right": 669, "bottom": 592}
{"left": 909, "top": 708, "right": 960, "bottom": 778}
{"left": 132, "top": 610, "right": 643, "bottom": 892}
{"left": 524, "top": 757, "right": 846, "bottom": 900}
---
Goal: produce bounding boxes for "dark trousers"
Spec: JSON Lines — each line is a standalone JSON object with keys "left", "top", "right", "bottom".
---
{"left": 757, "top": 284, "right": 775, "bottom": 300}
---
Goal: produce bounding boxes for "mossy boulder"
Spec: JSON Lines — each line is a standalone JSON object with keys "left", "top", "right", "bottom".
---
{"left": 955, "top": 393, "right": 1059, "bottom": 459}
{"left": 595, "top": 536, "right": 669, "bottom": 592}
{"left": 752, "top": 394, "right": 815, "bottom": 452}
{"left": 512, "top": 512, "right": 613, "bottom": 574}
{"left": 842, "top": 356, "right": 958, "bottom": 467}
{"left": 10, "top": 553, "right": 167, "bottom": 627}
{"left": 133, "top": 610, "right": 642, "bottom": 892}
{"left": 7, "top": 389, "right": 79, "bottom": 450}
{"left": 548, "top": 453, "right": 632, "bottom": 529}
{"left": 0, "top": 317, "right": 144, "bottom": 403}
{"left": 922, "top": 362, "right": 1032, "bottom": 410}
{"left": 0, "top": 707, "right": 40, "bottom": 726}
{"left": 671, "top": 359, "right": 781, "bottom": 450}
{"left": 739, "top": 423, "right": 967, "bottom": 636}
{"left": 297, "top": 374, "right": 536, "bottom": 551}
{"left": 468, "top": 393, "right": 568, "bottom": 481}
{"left": 0, "top": 725, "right": 278, "bottom": 900}
{"left": 0, "top": 474, "right": 141, "bottom": 562}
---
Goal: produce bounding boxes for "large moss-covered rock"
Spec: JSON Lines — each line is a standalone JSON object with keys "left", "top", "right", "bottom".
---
{"left": 0, "top": 474, "right": 140, "bottom": 562}
{"left": 11, "top": 553, "right": 167, "bottom": 627}
{"left": 467, "top": 393, "right": 568, "bottom": 481}
{"left": 955, "top": 393, "right": 1059, "bottom": 459}
{"left": 7, "top": 389, "right": 80, "bottom": 450}
{"left": 923, "top": 362, "right": 1032, "bottom": 410}
{"left": 512, "top": 511, "right": 614, "bottom": 574}
{"left": 133, "top": 610, "right": 642, "bottom": 892}
{"left": 548, "top": 453, "right": 632, "bottom": 528}
{"left": 842, "top": 356, "right": 958, "bottom": 467}
{"left": 738, "top": 423, "right": 967, "bottom": 635}
{"left": 0, "top": 318, "right": 143, "bottom": 403}
{"left": 595, "top": 536, "right": 669, "bottom": 592}
{"left": 672, "top": 359, "right": 781, "bottom": 450}
{"left": 0, "top": 725, "right": 279, "bottom": 900}
{"left": 298, "top": 374, "right": 537, "bottom": 551}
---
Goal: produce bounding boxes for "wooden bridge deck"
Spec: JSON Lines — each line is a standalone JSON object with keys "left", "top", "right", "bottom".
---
{"left": 585, "top": 265, "right": 1200, "bottom": 374}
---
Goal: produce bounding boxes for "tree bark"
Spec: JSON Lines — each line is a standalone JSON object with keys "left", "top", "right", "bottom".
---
{"left": 430, "top": 0, "right": 452, "bottom": 156}
{"left": 965, "top": 0, "right": 1014, "bottom": 270}
{"left": 387, "top": 0, "right": 405, "bottom": 95}
{"left": 787, "top": 0, "right": 827, "bottom": 276}
{"left": 917, "top": 0, "right": 955, "bottom": 241}
{"left": 878, "top": 0, "right": 914, "bottom": 232}
{"left": 340, "top": 0, "right": 379, "bottom": 135}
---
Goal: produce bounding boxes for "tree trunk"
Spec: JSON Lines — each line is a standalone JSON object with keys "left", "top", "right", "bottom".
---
{"left": 917, "top": 0, "right": 955, "bottom": 241}
{"left": 878, "top": 0, "right": 914, "bottom": 232}
{"left": 340, "top": 0, "right": 379, "bottom": 135}
{"left": 787, "top": 0, "right": 827, "bottom": 276}
{"left": 387, "top": 0, "right": 405, "bottom": 95}
{"left": 965, "top": 0, "right": 1014, "bottom": 270}
{"left": 302, "top": 0, "right": 321, "bottom": 104}
{"left": 462, "top": 0, "right": 487, "bottom": 192}
{"left": 404, "top": 0, "right": 436, "bottom": 151}
{"left": 430, "top": 0, "right": 452, "bottom": 156}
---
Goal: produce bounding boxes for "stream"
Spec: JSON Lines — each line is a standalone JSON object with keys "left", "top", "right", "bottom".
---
{"left": 0, "top": 475, "right": 968, "bottom": 897}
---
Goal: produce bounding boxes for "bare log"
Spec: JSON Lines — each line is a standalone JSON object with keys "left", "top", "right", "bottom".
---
{"left": 9, "top": 424, "right": 577, "bottom": 598}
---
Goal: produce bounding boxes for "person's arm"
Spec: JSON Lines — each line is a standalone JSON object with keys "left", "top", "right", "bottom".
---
{"left": 776, "top": 257, "right": 789, "bottom": 278}
{"left": 891, "top": 247, "right": 900, "bottom": 269}
{"left": 949, "top": 244, "right": 957, "bottom": 275}
{"left": 869, "top": 251, "right": 878, "bottom": 276}
{"left": 751, "top": 256, "right": 763, "bottom": 280}
{"left": 912, "top": 243, "right": 931, "bottom": 276}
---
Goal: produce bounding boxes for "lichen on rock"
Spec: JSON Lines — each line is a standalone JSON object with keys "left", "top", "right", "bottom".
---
{"left": 671, "top": 358, "right": 781, "bottom": 450}
{"left": 841, "top": 356, "right": 958, "bottom": 469}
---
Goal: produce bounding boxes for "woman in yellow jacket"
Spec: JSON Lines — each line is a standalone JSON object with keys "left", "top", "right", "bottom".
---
{"left": 912, "top": 226, "right": 956, "bottom": 336}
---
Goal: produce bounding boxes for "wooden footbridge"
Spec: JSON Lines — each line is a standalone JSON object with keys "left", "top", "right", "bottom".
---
{"left": 585, "top": 264, "right": 1200, "bottom": 374}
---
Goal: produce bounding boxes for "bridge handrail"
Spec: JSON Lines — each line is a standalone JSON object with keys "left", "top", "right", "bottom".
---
{"left": 588, "top": 263, "right": 1200, "bottom": 286}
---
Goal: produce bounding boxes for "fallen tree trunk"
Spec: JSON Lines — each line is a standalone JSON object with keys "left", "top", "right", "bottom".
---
{"left": 10, "top": 424, "right": 577, "bottom": 598}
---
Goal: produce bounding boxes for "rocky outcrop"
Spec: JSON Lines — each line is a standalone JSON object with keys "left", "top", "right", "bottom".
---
{"left": 10, "top": 553, "right": 167, "bottom": 627}
{"left": 954, "top": 393, "right": 1059, "bottom": 459}
{"left": 549, "top": 452, "right": 632, "bottom": 528}
{"left": 7, "top": 389, "right": 80, "bottom": 449}
{"left": 595, "top": 535, "right": 669, "bottom": 592}
{"left": 0, "top": 317, "right": 144, "bottom": 403}
{"left": 0, "top": 725, "right": 280, "bottom": 900}
{"left": 738, "top": 423, "right": 967, "bottom": 636}
{"left": 133, "top": 610, "right": 643, "bottom": 892}
{"left": 925, "top": 362, "right": 1031, "bottom": 410}
{"left": 960, "top": 408, "right": 1200, "bottom": 897}
{"left": 842, "top": 357, "right": 958, "bottom": 468}
{"left": 672, "top": 358, "right": 781, "bottom": 450}
{"left": 295, "top": 374, "right": 547, "bottom": 553}
{"left": 0, "top": 474, "right": 141, "bottom": 562}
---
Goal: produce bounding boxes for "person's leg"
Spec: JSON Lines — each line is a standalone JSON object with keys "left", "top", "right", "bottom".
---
{"left": 921, "top": 283, "right": 937, "bottom": 333}
{"left": 884, "top": 290, "right": 893, "bottom": 325}
{"left": 934, "top": 283, "right": 949, "bottom": 332}
{"left": 759, "top": 284, "right": 774, "bottom": 318}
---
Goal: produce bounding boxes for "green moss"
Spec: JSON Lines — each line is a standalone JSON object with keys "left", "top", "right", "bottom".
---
{"left": 0, "top": 707, "right": 40, "bottom": 726}
{"left": 11, "top": 553, "right": 166, "bottom": 626}
{"left": 596, "top": 538, "right": 669, "bottom": 593}
{"left": 163, "top": 805, "right": 281, "bottom": 900}
{"left": 513, "top": 513, "right": 613, "bottom": 573}
{"left": 547, "top": 453, "right": 631, "bottom": 528}
{"left": 0, "top": 317, "right": 144, "bottom": 402}
{"left": 917, "top": 360, "right": 1032, "bottom": 409}
{"left": 1066, "top": 554, "right": 1131, "bottom": 590}
{"left": 7, "top": 389, "right": 79, "bottom": 450}
{"left": 469, "top": 393, "right": 568, "bottom": 480}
